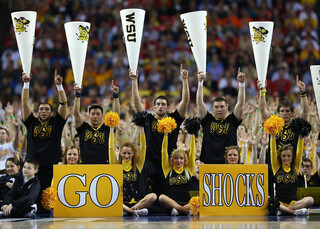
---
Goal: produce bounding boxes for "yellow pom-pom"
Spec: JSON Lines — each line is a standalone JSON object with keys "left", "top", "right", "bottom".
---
{"left": 41, "top": 187, "right": 58, "bottom": 210}
{"left": 104, "top": 111, "right": 120, "bottom": 127}
{"left": 264, "top": 115, "right": 285, "bottom": 136}
{"left": 189, "top": 196, "right": 200, "bottom": 216}
{"left": 157, "top": 117, "right": 177, "bottom": 134}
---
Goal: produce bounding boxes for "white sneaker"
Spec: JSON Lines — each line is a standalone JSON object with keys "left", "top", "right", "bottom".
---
{"left": 294, "top": 208, "right": 308, "bottom": 216}
{"left": 24, "top": 204, "right": 37, "bottom": 218}
{"left": 277, "top": 211, "right": 283, "bottom": 216}
{"left": 134, "top": 208, "right": 148, "bottom": 216}
{"left": 171, "top": 208, "right": 179, "bottom": 216}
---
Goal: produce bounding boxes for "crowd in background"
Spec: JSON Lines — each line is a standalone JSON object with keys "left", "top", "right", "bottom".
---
{"left": 0, "top": 0, "right": 320, "bottom": 216}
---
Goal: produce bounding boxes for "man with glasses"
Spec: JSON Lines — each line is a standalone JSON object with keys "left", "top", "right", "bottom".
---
{"left": 298, "top": 158, "right": 320, "bottom": 187}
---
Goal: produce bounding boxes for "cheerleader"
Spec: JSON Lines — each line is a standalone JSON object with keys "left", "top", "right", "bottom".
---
{"left": 158, "top": 132, "right": 195, "bottom": 216}
{"left": 270, "top": 134, "right": 314, "bottom": 215}
{"left": 224, "top": 146, "right": 241, "bottom": 164}
{"left": 109, "top": 126, "right": 156, "bottom": 216}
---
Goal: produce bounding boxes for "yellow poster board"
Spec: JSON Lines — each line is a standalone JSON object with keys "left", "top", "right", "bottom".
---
{"left": 53, "top": 165, "right": 123, "bottom": 217}
{"left": 200, "top": 164, "right": 268, "bottom": 216}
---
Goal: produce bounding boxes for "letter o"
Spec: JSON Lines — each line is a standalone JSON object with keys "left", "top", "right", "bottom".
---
{"left": 89, "top": 174, "right": 120, "bottom": 208}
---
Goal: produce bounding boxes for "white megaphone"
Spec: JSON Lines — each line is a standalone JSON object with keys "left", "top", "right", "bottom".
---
{"left": 120, "top": 9, "right": 145, "bottom": 75}
{"left": 11, "top": 11, "right": 37, "bottom": 77}
{"left": 310, "top": 65, "right": 320, "bottom": 120}
{"left": 65, "top": 22, "right": 90, "bottom": 88}
{"left": 249, "top": 21, "right": 274, "bottom": 88}
{"left": 180, "top": 11, "right": 207, "bottom": 74}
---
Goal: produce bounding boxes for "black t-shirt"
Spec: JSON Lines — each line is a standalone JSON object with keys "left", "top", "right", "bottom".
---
{"left": 266, "top": 124, "right": 299, "bottom": 165}
{"left": 298, "top": 172, "right": 320, "bottom": 187}
{"left": 76, "top": 122, "right": 110, "bottom": 164}
{"left": 200, "top": 112, "right": 241, "bottom": 163}
{"left": 144, "top": 110, "right": 184, "bottom": 164}
{"left": 23, "top": 113, "right": 66, "bottom": 167}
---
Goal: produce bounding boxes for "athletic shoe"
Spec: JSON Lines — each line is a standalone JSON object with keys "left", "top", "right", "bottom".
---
{"left": 25, "top": 204, "right": 37, "bottom": 218}
{"left": 134, "top": 208, "right": 148, "bottom": 216}
{"left": 171, "top": 208, "right": 179, "bottom": 216}
{"left": 277, "top": 211, "right": 283, "bottom": 216}
{"left": 294, "top": 208, "right": 308, "bottom": 216}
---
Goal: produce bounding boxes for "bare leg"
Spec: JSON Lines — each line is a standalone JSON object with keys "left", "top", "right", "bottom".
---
{"left": 123, "top": 204, "right": 134, "bottom": 214}
{"left": 288, "top": 197, "right": 314, "bottom": 210}
{"left": 130, "top": 193, "right": 157, "bottom": 210}
{"left": 159, "top": 194, "right": 189, "bottom": 215}
{"left": 279, "top": 203, "right": 295, "bottom": 214}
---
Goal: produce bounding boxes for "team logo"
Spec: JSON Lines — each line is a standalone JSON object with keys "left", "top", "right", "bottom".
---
{"left": 252, "top": 26, "right": 269, "bottom": 44}
{"left": 14, "top": 17, "right": 30, "bottom": 34}
{"left": 76, "top": 25, "right": 89, "bottom": 42}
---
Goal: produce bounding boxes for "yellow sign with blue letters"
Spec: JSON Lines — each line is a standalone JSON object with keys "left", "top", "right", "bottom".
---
{"left": 200, "top": 164, "right": 268, "bottom": 216}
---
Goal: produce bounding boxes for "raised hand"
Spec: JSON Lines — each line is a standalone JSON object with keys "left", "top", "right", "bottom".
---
{"left": 111, "top": 80, "right": 119, "bottom": 95}
{"left": 74, "top": 83, "right": 82, "bottom": 93}
{"left": 197, "top": 67, "right": 205, "bottom": 82}
{"left": 237, "top": 67, "right": 246, "bottom": 83}
{"left": 296, "top": 75, "right": 305, "bottom": 92}
{"left": 22, "top": 72, "right": 32, "bottom": 83}
{"left": 260, "top": 132, "right": 269, "bottom": 146}
{"left": 55, "top": 69, "right": 63, "bottom": 85}
{"left": 180, "top": 64, "right": 188, "bottom": 79}
{"left": 128, "top": 69, "right": 138, "bottom": 80}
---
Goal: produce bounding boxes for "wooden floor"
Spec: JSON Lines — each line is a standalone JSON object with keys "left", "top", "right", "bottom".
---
{"left": 2, "top": 214, "right": 320, "bottom": 229}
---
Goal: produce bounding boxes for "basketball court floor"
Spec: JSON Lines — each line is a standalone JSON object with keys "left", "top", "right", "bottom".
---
{"left": 2, "top": 213, "right": 320, "bottom": 229}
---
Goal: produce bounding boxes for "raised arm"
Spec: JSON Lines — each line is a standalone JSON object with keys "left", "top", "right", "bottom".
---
{"left": 73, "top": 84, "right": 83, "bottom": 129}
{"left": 257, "top": 80, "right": 269, "bottom": 123}
{"left": 111, "top": 80, "right": 120, "bottom": 115}
{"left": 21, "top": 72, "right": 32, "bottom": 121}
{"left": 135, "top": 127, "right": 146, "bottom": 173}
{"left": 296, "top": 75, "right": 308, "bottom": 120}
{"left": 161, "top": 133, "right": 171, "bottom": 178}
{"left": 294, "top": 136, "right": 304, "bottom": 174}
{"left": 176, "top": 64, "right": 190, "bottom": 118}
{"left": 234, "top": 68, "right": 246, "bottom": 120}
{"left": 270, "top": 135, "right": 280, "bottom": 175}
{"left": 129, "top": 70, "right": 144, "bottom": 112}
{"left": 55, "top": 70, "right": 68, "bottom": 120}
{"left": 108, "top": 127, "right": 118, "bottom": 164}
{"left": 196, "top": 69, "right": 207, "bottom": 120}
{"left": 186, "top": 135, "right": 196, "bottom": 176}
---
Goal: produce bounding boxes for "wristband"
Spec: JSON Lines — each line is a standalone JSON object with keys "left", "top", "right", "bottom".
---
{"left": 260, "top": 89, "right": 266, "bottom": 96}
{"left": 75, "top": 92, "right": 81, "bottom": 98}
{"left": 23, "top": 82, "right": 30, "bottom": 89}
{"left": 256, "top": 109, "right": 259, "bottom": 112}
{"left": 59, "top": 101, "right": 67, "bottom": 105}
{"left": 198, "top": 81, "right": 203, "bottom": 86}
{"left": 239, "top": 82, "right": 245, "bottom": 87}
{"left": 113, "top": 93, "right": 119, "bottom": 99}
{"left": 247, "top": 114, "right": 252, "bottom": 118}
{"left": 56, "top": 84, "right": 64, "bottom": 91}
{"left": 9, "top": 115, "right": 14, "bottom": 119}
{"left": 274, "top": 111, "right": 278, "bottom": 114}
{"left": 300, "top": 90, "right": 307, "bottom": 97}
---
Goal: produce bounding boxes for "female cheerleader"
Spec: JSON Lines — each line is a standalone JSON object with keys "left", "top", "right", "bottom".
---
{"left": 270, "top": 134, "right": 314, "bottom": 215}
{"left": 158, "top": 132, "right": 195, "bottom": 216}
{"left": 109, "top": 126, "right": 157, "bottom": 216}
{"left": 224, "top": 146, "right": 241, "bottom": 164}
{"left": 61, "top": 145, "right": 81, "bottom": 165}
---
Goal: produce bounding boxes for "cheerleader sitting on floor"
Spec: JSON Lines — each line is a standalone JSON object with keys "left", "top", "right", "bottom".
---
{"left": 158, "top": 132, "right": 195, "bottom": 216}
{"left": 270, "top": 134, "right": 314, "bottom": 215}
{"left": 109, "top": 126, "right": 157, "bottom": 216}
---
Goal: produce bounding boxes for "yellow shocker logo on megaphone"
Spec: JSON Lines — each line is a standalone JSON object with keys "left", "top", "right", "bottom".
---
{"left": 14, "top": 17, "right": 30, "bottom": 34}
{"left": 252, "top": 26, "right": 268, "bottom": 44}
{"left": 76, "top": 25, "right": 89, "bottom": 42}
